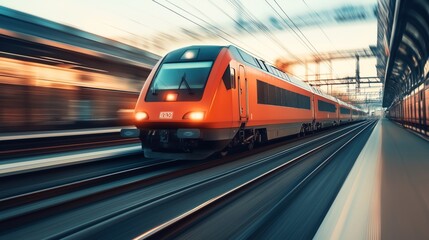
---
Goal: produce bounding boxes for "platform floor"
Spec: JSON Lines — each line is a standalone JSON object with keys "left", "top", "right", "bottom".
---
{"left": 380, "top": 119, "right": 429, "bottom": 240}
{"left": 316, "top": 118, "right": 429, "bottom": 240}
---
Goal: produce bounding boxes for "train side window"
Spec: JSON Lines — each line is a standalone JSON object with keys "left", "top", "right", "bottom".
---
{"left": 260, "top": 60, "right": 269, "bottom": 72}
{"left": 267, "top": 65, "right": 274, "bottom": 74}
{"left": 230, "top": 67, "right": 236, "bottom": 89}
{"left": 275, "top": 68, "right": 282, "bottom": 78}
{"left": 256, "top": 59, "right": 264, "bottom": 71}
{"left": 255, "top": 59, "right": 262, "bottom": 69}
{"left": 222, "top": 66, "right": 232, "bottom": 90}
{"left": 237, "top": 49, "right": 257, "bottom": 67}
{"left": 269, "top": 66, "right": 275, "bottom": 75}
{"left": 273, "top": 67, "right": 280, "bottom": 77}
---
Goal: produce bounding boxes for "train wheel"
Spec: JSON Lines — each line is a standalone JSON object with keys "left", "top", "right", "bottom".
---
{"left": 299, "top": 125, "right": 306, "bottom": 137}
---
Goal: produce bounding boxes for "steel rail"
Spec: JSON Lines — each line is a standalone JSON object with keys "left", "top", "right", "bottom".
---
{"left": 134, "top": 120, "right": 376, "bottom": 239}
{"left": 0, "top": 121, "right": 369, "bottom": 236}
{"left": 50, "top": 121, "right": 371, "bottom": 239}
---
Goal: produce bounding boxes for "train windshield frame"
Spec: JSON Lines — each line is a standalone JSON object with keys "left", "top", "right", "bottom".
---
{"left": 150, "top": 61, "right": 213, "bottom": 91}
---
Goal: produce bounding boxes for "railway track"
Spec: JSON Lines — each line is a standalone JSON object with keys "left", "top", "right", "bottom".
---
{"left": 0, "top": 157, "right": 190, "bottom": 230}
{"left": 0, "top": 138, "right": 139, "bottom": 158}
{"left": 0, "top": 120, "right": 375, "bottom": 239}
{"left": 135, "top": 120, "right": 377, "bottom": 239}
{"left": 0, "top": 132, "right": 139, "bottom": 160}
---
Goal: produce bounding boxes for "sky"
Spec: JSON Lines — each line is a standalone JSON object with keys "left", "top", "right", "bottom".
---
{"left": 0, "top": 0, "right": 377, "bottom": 57}
{"left": 0, "top": 0, "right": 380, "bottom": 103}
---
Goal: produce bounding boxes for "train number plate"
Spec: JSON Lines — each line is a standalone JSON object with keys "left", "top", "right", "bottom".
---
{"left": 159, "top": 111, "right": 173, "bottom": 119}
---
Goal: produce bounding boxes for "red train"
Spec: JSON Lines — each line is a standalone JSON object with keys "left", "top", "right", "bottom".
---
{"left": 122, "top": 45, "right": 366, "bottom": 159}
{"left": 387, "top": 81, "right": 429, "bottom": 133}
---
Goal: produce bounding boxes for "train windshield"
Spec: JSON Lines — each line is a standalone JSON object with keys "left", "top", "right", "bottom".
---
{"left": 150, "top": 61, "right": 213, "bottom": 92}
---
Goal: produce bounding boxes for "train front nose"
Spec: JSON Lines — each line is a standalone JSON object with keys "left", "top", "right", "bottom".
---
{"left": 130, "top": 46, "right": 232, "bottom": 159}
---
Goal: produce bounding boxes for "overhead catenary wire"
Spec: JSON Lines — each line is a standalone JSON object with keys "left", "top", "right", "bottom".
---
{"left": 181, "top": 0, "right": 276, "bottom": 60}
{"left": 301, "top": 0, "right": 339, "bottom": 51}
{"left": 300, "top": 0, "right": 345, "bottom": 86}
{"left": 267, "top": 0, "right": 336, "bottom": 78}
{"left": 154, "top": 0, "right": 316, "bottom": 81}
{"left": 264, "top": 0, "right": 318, "bottom": 56}
{"left": 153, "top": 0, "right": 266, "bottom": 58}
{"left": 156, "top": 0, "right": 315, "bottom": 78}
{"left": 227, "top": 0, "right": 307, "bottom": 65}
{"left": 188, "top": 0, "right": 284, "bottom": 60}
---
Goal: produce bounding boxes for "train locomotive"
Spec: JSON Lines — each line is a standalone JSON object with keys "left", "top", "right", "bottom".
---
{"left": 121, "top": 45, "right": 366, "bottom": 159}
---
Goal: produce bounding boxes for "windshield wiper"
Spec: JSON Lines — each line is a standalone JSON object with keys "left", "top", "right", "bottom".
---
{"left": 151, "top": 83, "right": 158, "bottom": 95}
{"left": 178, "top": 73, "right": 193, "bottom": 95}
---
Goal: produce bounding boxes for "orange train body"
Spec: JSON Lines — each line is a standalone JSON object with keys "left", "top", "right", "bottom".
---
{"left": 129, "top": 45, "right": 366, "bottom": 159}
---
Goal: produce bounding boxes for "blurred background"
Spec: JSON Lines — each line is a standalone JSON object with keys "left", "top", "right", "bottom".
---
{"left": 0, "top": 0, "right": 383, "bottom": 133}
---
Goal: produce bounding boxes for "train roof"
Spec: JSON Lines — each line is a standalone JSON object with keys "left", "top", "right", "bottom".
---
{"left": 310, "top": 86, "right": 339, "bottom": 103}
{"left": 337, "top": 99, "right": 354, "bottom": 109}
{"left": 162, "top": 45, "right": 224, "bottom": 63}
{"left": 227, "top": 45, "right": 313, "bottom": 92}
{"left": 351, "top": 105, "right": 363, "bottom": 111}
{"left": 169, "top": 45, "right": 363, "bottom": 112}
{"left": 171, "top": 45, "right": 332, "bottom": 98}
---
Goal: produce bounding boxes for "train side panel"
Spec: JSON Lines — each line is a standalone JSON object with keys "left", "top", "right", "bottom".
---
{"left": 244, "top": 68, "right": 314, "bottom": 139}
{"left": 339, "top": 107, "right": 352, "bottom": 124}
{"left": 314, "top": 95, "right": 339, "bottom": 128}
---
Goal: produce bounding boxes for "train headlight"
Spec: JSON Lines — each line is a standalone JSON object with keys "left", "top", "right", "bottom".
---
{"left": 183, "top": 111, "right": 205, "bottom": 120}
{"left": 135, "top": 111, "right": 148, "bottom": 121}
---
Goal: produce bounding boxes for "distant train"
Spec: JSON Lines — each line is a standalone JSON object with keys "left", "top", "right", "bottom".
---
{"left": 122, "top": 45, "right": 366, "bottom": 159}
{"left": 386, "top": 80, "right": 429, "bottom": 133}
{"left": 0, "top": 56, "right": 148, "bottom": 132}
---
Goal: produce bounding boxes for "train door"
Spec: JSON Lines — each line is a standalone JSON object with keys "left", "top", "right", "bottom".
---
{"left": 238, "top": 65, "right": 248, "bottom": 122}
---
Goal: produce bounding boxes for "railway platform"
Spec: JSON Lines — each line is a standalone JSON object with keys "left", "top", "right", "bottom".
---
{"left": 0, "top": 126, "right": 141, "bottom": 176}
{"left": 316, "top": 118, "right": 429, "bottom": 239}
{"left": 2, "top": 119, "right": 429, "bottom": 238}
{"left": 0, "top": 126, "right": 129, "bottom": 141}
